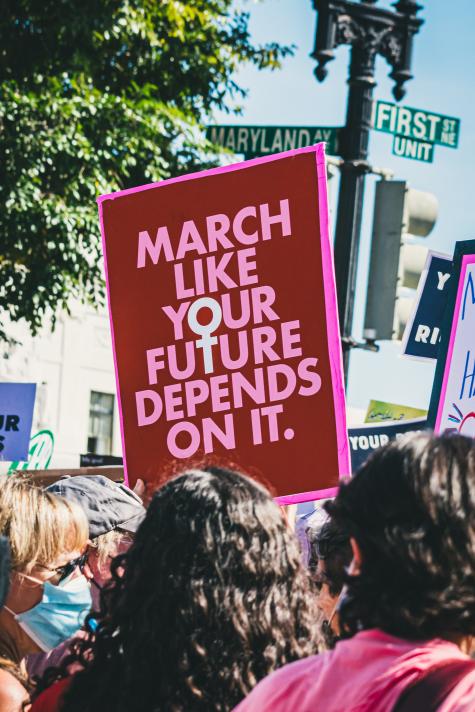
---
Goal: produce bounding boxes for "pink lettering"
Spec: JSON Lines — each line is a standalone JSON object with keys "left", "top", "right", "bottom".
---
{"left": 260, "top": 199, "right": 291, "bottom": 241}
{"left": 206, "top": 214, "right": 233, "bottom": 252}
{"left": 233, "top": 206, "right": 258, "bottom": 245}
{"left": 267, "top": 364, "right": 296, "bottom": 401}
{"left": 137, "top": 227, "right": 174, "bottom": 267}
{"left": 167, "top": 421, "right": 200, "bottom": 458}
{"left": 237, "top": 247, "right": 258, "bottom": 286}
{"left": 206, "top": 252, "right": 237, "bottom": 292}
{"left": 162, "top": 302, "right": 191, "bottom": 340}
{"left": 176, "top": 220, "right": 207, "bottom": 260}
{"left": 136, "top": 390, "right": 162, "bottom": 426}
{"left": 298, "top": 357, "right": 322, "bottom": 396}
{"left": 163, "top": 383, "right": 184, "bottom": 421}
{"left": 146, "top": 347, "right": 164, "bottom": 385}
{"left": 281, "top": 320, "right": 302, "bottom": 358}
{"left": 252, "top": 326, "right": 279, "bottom": 364}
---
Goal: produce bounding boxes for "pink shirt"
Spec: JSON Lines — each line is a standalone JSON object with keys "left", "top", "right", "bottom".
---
{"left": 235, "top": 629, "right": 475, "bottom": 712}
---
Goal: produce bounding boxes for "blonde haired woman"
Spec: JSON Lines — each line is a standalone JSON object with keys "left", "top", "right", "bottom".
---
{"left": 0, "top": 474, "right": 89, "bottom": 712}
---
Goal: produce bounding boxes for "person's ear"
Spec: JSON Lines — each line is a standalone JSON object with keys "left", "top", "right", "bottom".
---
{"left": 349, "top": 537, "right": 362, "bottom": 575}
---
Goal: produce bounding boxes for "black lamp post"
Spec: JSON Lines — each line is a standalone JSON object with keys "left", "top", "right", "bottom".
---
{"left": 311, "top": 0, "right": 424, "bottom": 382}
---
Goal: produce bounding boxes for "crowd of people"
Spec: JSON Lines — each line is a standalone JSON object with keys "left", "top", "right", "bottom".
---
{"left": 0, "top": 432, "right": 475, "bottom": 710}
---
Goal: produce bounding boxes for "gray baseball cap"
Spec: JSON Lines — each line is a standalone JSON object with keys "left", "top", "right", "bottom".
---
{"left": 47, "top": 475, "right": 146, "bottom": 539}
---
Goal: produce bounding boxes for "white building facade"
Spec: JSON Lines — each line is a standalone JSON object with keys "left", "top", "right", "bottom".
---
{"left": 0, "top": 304, "right": 122, "bottom": 471}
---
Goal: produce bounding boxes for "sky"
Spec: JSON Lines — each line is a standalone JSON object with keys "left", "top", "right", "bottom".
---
{"left": 213, "top": 0, "right": 475, "bottom": 419}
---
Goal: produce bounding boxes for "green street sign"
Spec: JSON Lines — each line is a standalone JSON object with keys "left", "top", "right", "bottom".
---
{"left": 373, "top": 100, "right": 460, "bottom": 149}
{"left": 392, "top": 135, "right": 434, "bottom": 163}
{"left": 206, "top": 125, "right": 341, "bottom": 158}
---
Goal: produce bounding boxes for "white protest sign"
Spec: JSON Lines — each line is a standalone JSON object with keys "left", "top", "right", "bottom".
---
{"left": 430, "top": 244, "right": 475, "bottom": 437}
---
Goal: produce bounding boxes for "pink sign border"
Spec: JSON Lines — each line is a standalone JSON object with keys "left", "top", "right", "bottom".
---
{"left": 98, "top": 143, "right": 350, "bottom": 504}
{"left": 434, "top": 253, "right": 475, "bottom": 433}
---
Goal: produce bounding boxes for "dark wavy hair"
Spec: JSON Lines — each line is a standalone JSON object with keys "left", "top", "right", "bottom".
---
{"left": 327, "top": 432, "right": 475, "bottom": 641}
{"left": 59, "top": 466, "right": 320, "bottom": 712}
{"left": 308, "top": 518, "right": 351, "bottom": 597}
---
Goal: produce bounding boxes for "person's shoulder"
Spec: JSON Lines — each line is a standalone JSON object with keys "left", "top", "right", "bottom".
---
{"left": 235, "top": 654, "right": 325, "bottom": 712}
{"left": 0, "top": 668, "right": 29, "bottom": 711}
{"left": 440, "top": 667, "right": 475, "bottom": 712}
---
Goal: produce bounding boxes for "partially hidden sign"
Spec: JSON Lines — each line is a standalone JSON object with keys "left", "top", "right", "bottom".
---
{"left": 8, "top": 429, "right": 54, "bottom": 472}
{"left": 429, "top": 240, "right": 475, "bottom": 438}
{"left": 0, "top": 383, "right": 36, "bottom": 461}
{"left": 401, "top": 251, "right": 452, "bottom": 361}
{"left": 349, "top": 418, "right": 427, "bottom": 473}
{"left": 98, "top": 144, "right": 350, "bottom": 502}
{"left": 365, "top": 399, "right": 427, "bottom": 423}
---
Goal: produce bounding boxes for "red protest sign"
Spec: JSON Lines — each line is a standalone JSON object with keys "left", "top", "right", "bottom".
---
{"left": 98, "top": 144, "right": 349, "bottom": 502}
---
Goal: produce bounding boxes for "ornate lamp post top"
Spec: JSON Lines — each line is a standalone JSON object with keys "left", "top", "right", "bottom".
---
{"left": 312, "top": 0, "right": 424, "bottom": 101}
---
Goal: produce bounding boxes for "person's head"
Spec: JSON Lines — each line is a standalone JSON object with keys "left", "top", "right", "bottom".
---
{"left": 47, "top": 476, "right": 145, "bottom": 607}
{"left": 61, "top": 466, "right": 320, "bottom": 712}
{"left": 0, "top": 474, "right": 89, "bottom": 656}
{"left": 326, "top": 432, "right": 475, "bottom": 642}
{"left": 307, "top": 516, "right": 351, "bottom": 646}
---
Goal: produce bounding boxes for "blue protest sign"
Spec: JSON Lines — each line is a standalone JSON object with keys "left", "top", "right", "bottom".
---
{"left": 401, "top": 251, "right": 452, "bottom": 361}
{"left": 349, "top": 418, "right": 427, "bottom": 472}
{"left": 0, "top": 383, "right": 36, "bottom": 462}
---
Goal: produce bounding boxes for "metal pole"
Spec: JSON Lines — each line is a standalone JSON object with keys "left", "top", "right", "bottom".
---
{"left": 311, "top": 0, "right": 424, "bottom": 386}
{"left": 334, "top": 44, "right": 376, "bottom": 380}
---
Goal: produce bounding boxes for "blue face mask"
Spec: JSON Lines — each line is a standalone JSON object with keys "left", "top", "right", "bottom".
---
{"left": 6, "top": 574, "right": 92, "bottom": 652}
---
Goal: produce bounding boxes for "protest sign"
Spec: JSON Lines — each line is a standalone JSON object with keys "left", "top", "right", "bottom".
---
{"left": 9, "top": 428, "right": 54, "bottom": 472}
{"left": 0, "top": 383, "right": 36, "bottom": 462}
{"left": 401, "top": 251, "right": 452, "bottom": 361}
{"left": 429, "top": 240, "right": 475, "bottom": 437}
{"left": 349, "top": 418, "right": 427, "bottom": 472}
{"left": 98, "top": 143, "right": 350, "bottom": 502}
{"left": 365, "top": 399, "right": 427, "bottom": 423}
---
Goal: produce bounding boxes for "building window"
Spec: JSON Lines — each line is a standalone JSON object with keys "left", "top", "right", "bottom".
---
{"left": 87, "top": 391, "right": 114, "bottom": 455}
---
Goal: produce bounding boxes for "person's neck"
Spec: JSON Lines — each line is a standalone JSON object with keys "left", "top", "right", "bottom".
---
{"left": 0, "top": 609, "right": 37, "bottom": 663}
{"left": 442, "top": 632, "right": 473, "bottom": 654}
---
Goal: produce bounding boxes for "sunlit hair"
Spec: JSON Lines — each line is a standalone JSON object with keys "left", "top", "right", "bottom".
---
{"left": 0, "top": 473, "right": 88, "bottom": 572}
{"left": 327, "top": 432, "right": 475, "bottom": 640}
{"left": 59, "top": 467, "right": 320, "bottom": 712}
{"left": 89, "top": 529, "right": 128, "bottom": 568}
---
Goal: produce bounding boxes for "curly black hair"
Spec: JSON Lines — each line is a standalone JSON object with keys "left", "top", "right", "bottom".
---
{"left": 59, "top": 466, "right": 320, "bottom": 712}
{"left": 326, "top": 432, "right": 475, "bottom": 641}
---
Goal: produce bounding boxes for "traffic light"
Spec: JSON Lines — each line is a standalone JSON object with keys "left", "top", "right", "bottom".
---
{"left": 363, "top": 180, "right": 438, "bottom": 341}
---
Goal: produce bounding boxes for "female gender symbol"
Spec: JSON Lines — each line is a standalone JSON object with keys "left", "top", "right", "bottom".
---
{"left": 187, "top": 297, "right": 223, "bottom": 374}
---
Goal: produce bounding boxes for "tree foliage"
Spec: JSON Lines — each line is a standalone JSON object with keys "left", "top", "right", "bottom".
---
{"left": 0, "top": 1, "right": 293, "bottom": 338}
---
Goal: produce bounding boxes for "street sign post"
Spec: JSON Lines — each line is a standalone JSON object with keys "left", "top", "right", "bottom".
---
{"left": 206, "top": 125, "right": 341, "bottom": 158}
{"left": 392, "top": 135, "right": 434, "bottom": 163}
{"left": 373, "top": 100, "right": 461, "bottom": 163}
{"left": 373, "top": 101, "right": 460, "bottom": 148}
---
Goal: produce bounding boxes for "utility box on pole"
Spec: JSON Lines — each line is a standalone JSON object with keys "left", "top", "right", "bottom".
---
{"left": 363, "top": 180, "right": 438, "bottom": 341}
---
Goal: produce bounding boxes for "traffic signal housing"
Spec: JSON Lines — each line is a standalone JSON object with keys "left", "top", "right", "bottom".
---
{"left": 363, "top": 180, "right": 438, "bottom": 341}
